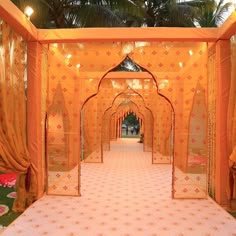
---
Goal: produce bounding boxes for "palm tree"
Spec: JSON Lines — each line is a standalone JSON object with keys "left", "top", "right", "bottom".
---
{"left": 11, "top": 0, "right": 230, "bottom": 28}
{"left": 142, "top": 0, "right": 196, "bottom": 27}
{"left": 185, "top": 0, "right": 232, "bottom": 27}
{"left": 66, "top": 0, "right": 147, "bottom": 27}
{"left": 137, "top": 0, "right": 232, "bottom": 27}
{"left": 11, "top": 0, "right": 146, "bottom": 28}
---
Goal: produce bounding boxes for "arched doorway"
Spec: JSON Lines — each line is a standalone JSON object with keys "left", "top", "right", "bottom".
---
{"left": 80, "top": 56, "right": 175, "bottom": 167}
{"left": 45, "top": 41, "right": 208, "bottom": 199}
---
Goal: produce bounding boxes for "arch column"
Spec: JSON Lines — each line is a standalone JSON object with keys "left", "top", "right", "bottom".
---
{"left": 215, "top": 40, "right": 231, "bottom": 206}
{"left": 27, "top": 42, "right": 44, "bottom": 198}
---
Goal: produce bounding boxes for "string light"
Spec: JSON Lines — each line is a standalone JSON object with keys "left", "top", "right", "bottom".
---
{"left": 179, "top": 62, "right": 183, "bottom": 68}
{"left": 24, "top": 6, "right": 34, "bottom": 20}
{"left": 52, "top": 43, "right": 58, "bottom": 48}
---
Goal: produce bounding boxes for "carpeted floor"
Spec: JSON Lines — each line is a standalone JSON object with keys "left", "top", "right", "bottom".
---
{"left": 1, "top": 138, "right": 236, "bottom": 236}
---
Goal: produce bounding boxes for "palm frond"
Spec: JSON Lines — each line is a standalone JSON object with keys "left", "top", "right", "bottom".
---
{"left": 11, "top": 0, "right": 231, "bottom": 28}
{"left": 185, "top": 0, "right": 232, "bottom": 27}
{"left": 66, "top": 5, "right": 125, "bottom": 27}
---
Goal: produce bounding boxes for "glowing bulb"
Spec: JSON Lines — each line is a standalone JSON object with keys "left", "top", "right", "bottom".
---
{"left": 52, "top": 43, "right": 58, "bottom": 48}
{"left": 24, "top": 6, "right": 34, "bottom": 19}
{"left": 66, "top": 54, "right": 72, "bottom": 59}
{"left": 76, "top": 64, "right": 81, "bottom": 69}
{"left": 122, "top": 43, "right": 134, "bottom": 55}
{"left": 160, "top": 79, "right": 169, "bottom": 84}
{"left": 159, "top": 83, "right": 166, "bottom": 90}
{"left": 179, "top": 62, "right": 183, "bottom": 68}
{"left": 188, "top": 50, "right": 193, "bottom": 56}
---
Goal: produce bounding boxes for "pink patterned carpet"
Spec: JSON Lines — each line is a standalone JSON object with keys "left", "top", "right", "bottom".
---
{"left": 2, "top": 139, "right": 236, "bottom": 236}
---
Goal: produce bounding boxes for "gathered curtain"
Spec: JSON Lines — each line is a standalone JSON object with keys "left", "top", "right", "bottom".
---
{"left": 0, "top": 20, "right": 37, "bottom": 212}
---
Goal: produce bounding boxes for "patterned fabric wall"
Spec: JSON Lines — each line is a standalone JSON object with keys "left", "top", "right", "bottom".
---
{"left": 0, "top": 20, "right": 37, "bottom": 211}
{"left": 46, "top": 41, "right": 208, "bottom": 198}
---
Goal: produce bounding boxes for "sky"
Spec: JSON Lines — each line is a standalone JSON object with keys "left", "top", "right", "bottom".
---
{"left": 221, "top": 0, "right": 236, "bottom": 18}
{"left": 218, "top": 0, "right": 236, "bottom": 24}
{"left": 181, "top": 0, "right": 236, "bottom": 25}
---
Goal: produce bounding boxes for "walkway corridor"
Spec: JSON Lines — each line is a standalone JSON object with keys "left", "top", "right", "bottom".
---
{"left": 2, "top": 139, "right": 236, "bottom": 236}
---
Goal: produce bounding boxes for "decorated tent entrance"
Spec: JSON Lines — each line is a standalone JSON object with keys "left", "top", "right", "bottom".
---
{"left": 45, "top": 40, "right": 208, "bottom": 199}
{"left": 0, "top": 1, "right": 236, "bottom": 211}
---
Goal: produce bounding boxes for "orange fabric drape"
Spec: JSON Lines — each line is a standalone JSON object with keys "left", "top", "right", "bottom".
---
{"left": 0, "top": 21, "right": 37, "bottom": 212}
{"left": 46, "top": 40, "right": 209, "bottom": 199}
{"left": 215, "top": 40, "right": 231, "bottom": 205}
{"left": 46, "top": 42, "right": 127, "bottom": 193}
{"left": 229, "top": 37, "right": 236, "bottom": 154}
{"left": 226, "top": 36, "right": 236, "bottom": 203}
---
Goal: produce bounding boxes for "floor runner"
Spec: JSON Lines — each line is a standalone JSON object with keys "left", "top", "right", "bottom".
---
{"left": 2, "top": 139, "right": 236, "bottom": 236}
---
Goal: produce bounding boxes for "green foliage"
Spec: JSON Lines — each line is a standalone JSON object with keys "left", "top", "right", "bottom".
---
{"left": 11, "top": 0, "right": 146, "bottom": 28}
{"left": 113, "top": 57, "right": 144, "bottom": 72}
{"left": 143, "top": 0, "right": 196, "bottom": 27}
{"left": 124, "top": 113, "right": 139, "bottom": 126}
{"left": 11, "top": 0, "right": 230, "bottom": 28}
{"left": 184, "top": 0, "right": 232, "bottom": 27}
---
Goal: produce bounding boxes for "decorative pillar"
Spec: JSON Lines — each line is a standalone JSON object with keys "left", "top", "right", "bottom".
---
{"left": 215, "top": 40, "right": 231, "bottom": 206}
{"left": 27, "top": 42, "right": 44, "bottom": 198}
